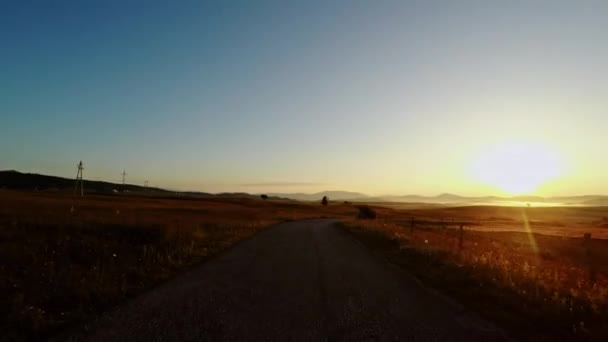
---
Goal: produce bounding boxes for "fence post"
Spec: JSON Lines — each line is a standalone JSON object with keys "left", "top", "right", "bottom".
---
{"left": 583, "top": 233, "right": 596, "bottom": 282}
{"left": 459, "top": 224, "right": 464, "bottom": 251}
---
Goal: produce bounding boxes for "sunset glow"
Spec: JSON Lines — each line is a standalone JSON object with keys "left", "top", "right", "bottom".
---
{"left": 470, "top": 143, "right": 563, "bottom": 195}
{"left": 1, "top": 1, "right": 606, "bottom": 196}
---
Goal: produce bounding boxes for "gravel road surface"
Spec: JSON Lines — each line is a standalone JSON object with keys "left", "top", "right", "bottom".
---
{"left": 68, "top": 219, "right": 508, "bottom": 341}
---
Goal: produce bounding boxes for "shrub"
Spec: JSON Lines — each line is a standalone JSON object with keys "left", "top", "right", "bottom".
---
{"left": 357, "top": 206, "right": 376, "bottom": 220}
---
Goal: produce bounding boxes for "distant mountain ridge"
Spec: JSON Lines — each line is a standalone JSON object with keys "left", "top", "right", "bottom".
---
{"left": 269, "top": 191, "right": 608, "bottom": 205}
{"left": 267, "top": 191, "right": 367, "bottom": 202}
{"left": 2, "top": 170, "right": 607, "bottom": 205}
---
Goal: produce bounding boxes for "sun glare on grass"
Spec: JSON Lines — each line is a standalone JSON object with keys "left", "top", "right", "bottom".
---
{"left": 471, "top": 142, "right": 562, "bottom": 195}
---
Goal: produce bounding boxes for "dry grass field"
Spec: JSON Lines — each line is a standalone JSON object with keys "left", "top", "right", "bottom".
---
{"left": 3, "top": 188, "right": 608, "bottom": 341}
{"left": 0, "top": 190, "right": 355, "bottom": 341}
{"left": 368, "top": 203, "right": 608, "bottom": 238}
{"left": 342, "top": 204, "right": 608, "bottom": 340}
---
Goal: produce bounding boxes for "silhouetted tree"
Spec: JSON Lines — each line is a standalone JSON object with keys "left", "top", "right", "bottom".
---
{"left": 321, "top": 196, "right": 329, "bottom": 206}
{"left": 260, "top": 194, "right": 268, "bottom": 200}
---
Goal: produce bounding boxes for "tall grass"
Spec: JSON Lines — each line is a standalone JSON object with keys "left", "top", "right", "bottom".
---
{"left": 0, "top": 218, "right": 271, "bottom": 340}
{"left": 0, "top": 191, "right": 356, "bottom": 341}
{"left": 341, "top": 219, "right": 608, "bottom": 340}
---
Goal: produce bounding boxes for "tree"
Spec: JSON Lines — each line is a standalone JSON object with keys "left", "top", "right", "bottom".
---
{"left": 321, "top": 196, "right": 328, "bottom": 206}
{"left": 260, "top": 194, "right": 268, "bottom": 200}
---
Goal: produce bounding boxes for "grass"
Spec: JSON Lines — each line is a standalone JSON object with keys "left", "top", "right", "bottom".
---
{"left": 5, "top": 189, "right": 607, "bottom": 340}
{"left": 340, "top": 210, "right": 608, "bottom": 341}
{"left": 0, "top": 190, "right": 355, "bottom": 341}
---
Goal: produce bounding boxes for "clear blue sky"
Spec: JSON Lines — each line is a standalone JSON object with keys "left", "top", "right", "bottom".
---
{"left": 2, "top": 1, "right": 607, "bottom": 195}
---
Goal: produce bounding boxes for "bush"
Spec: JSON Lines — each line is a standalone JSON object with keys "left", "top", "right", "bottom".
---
{"left": 321, "top": 196, "right": 328, "bottom": 206}
{"left": 357, "top": 206, "right": 376, "bottom": 220}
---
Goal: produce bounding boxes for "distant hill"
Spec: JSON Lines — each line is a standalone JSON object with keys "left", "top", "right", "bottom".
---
{"left": 365, "top": 194, "right": 608, "bottom": 205}
{"left": 0, "top": 170, "right": 290, "bottom": 201}
{"left": 0, "top": 170, "right": 167, "bottom": 194}
{"left": 267, "top": 191, "right": 368, "bottom": 202}
{"left": 3, "top": 170, "right": 607, "bottom": 205}
{"left": 367, "top": 193, "right": 470, "bottom": 203}
{"left": 270, "top": 190, "right": 608, "bottom": 206}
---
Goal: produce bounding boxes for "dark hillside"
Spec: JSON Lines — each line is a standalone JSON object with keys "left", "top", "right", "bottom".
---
{"left": 0, "top": 170, "right": 166, "bottom": 194}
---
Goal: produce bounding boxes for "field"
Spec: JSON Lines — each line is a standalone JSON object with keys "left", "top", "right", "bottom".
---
{"left": 3, "top": 189, "right": 608, "bottom": 341}
{"left": 342, "top": 204, "right": 608, "bottom": 340}
{"left": 367, "top": 203, "right": 608, "bottom": 238}
{"left": 0, "top": 190, "right": 355, "bottom": 341}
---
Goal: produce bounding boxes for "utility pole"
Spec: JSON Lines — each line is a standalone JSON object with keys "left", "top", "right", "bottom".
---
{"left": 121, "top": 169, "right": 127, "bottom": 185}
{"left": 74, "top": 161, "right": 84, "bottom": 197}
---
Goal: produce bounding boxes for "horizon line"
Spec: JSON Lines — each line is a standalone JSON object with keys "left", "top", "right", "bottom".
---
{"left": 2, "top": 169, "right": 607, "bottom": 199}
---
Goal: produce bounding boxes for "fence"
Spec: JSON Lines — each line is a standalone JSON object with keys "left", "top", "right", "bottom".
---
{"left": 404, "top": 217, "right": 600, "bottom": 281}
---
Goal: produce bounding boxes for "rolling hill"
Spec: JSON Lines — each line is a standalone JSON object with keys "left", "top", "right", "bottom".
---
{"left": 3, "top": 170, "right": 607, "bottom": 205}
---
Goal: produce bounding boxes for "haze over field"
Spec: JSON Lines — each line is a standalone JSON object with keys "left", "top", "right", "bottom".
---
{"left": 2, "top": 1, "right": 607, "bottom": 197}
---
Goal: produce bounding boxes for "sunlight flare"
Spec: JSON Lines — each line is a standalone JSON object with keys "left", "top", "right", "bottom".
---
{"left": 521, "top": 209, "right": 539, "bottom": 256}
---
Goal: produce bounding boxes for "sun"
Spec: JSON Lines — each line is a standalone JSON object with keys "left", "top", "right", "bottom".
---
{"left": 470, "top": 142, "right": 562, "bottom": 195}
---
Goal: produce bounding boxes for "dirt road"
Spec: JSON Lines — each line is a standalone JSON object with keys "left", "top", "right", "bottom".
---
{"left": 70, "top": 219, "right": 508, "bottom": 341}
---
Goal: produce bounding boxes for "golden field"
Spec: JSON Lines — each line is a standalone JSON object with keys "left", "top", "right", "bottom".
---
{"left": 342, "top": 204, "right": 608, "bottom": 340}
{"left": 3, "top": 189, "right": 608, "bottom": 340}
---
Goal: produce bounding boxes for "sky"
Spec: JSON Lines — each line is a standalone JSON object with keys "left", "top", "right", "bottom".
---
{"left": 1, "top": 0, "right": 607, "bottom": 196}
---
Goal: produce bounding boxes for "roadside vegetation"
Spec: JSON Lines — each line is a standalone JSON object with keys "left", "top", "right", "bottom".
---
{"left": 0, "top": 190, "right": 354, "bottom": 341}
{"left": 5, "top": 188, "right": 607, "bottom": 340}
{"left": 340, "top": 212, "right": 608, "bottom": 341}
